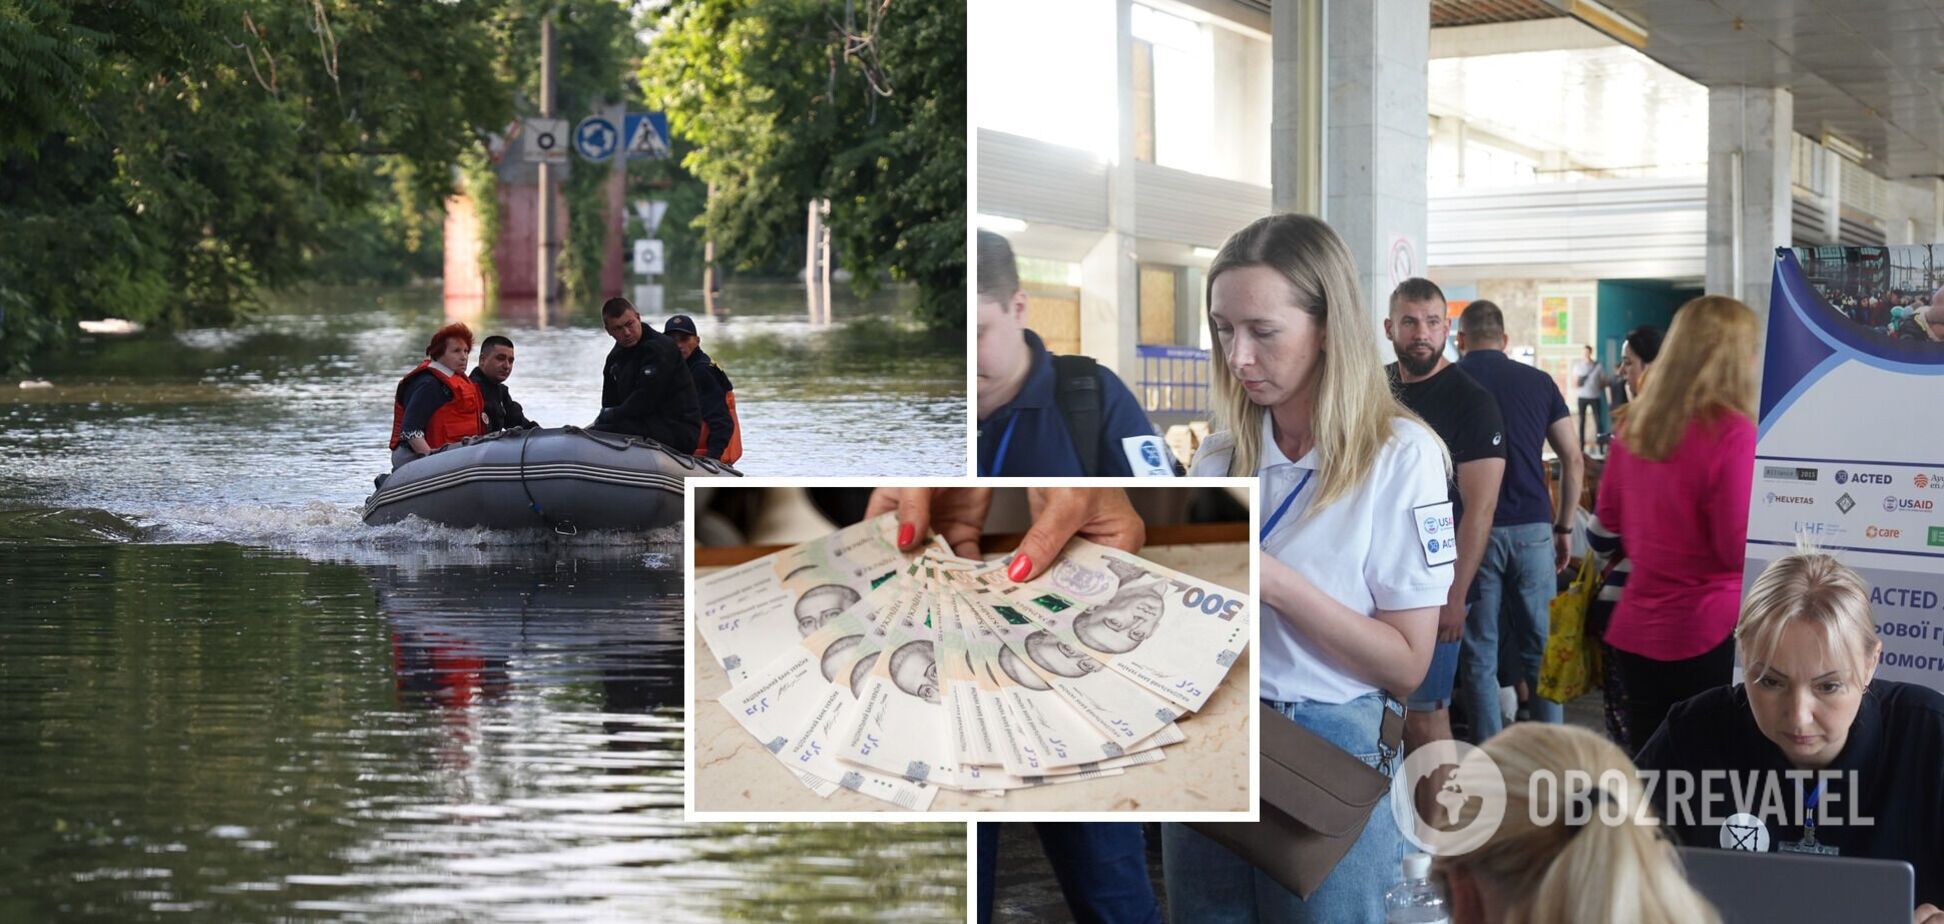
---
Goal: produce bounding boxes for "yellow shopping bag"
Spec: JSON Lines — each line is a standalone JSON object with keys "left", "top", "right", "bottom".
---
{"left": 1538, "top": 553, "right": 1601, "bottom": 704}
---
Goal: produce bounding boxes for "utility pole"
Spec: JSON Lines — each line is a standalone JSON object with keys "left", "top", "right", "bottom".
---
{"left": 536, "top": 12, "right": 556, "bottom": 318}
{"left": 704, "top": 182, "right": 718, "bottom": 316}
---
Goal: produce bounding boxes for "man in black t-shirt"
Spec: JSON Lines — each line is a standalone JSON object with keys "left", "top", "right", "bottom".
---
{"left": 1384, "top": 278, "right": 1507, "bottom": 755}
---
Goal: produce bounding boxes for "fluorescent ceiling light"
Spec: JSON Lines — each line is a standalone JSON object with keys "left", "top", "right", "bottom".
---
{"left": 1822, "top": 131, "right": 1870, "bottom": 164}
{"left": 1192, "top": 246, "right": 1220, "bottom": 259}
{"left": 1570, "top": 0, "right": 1647, "bottom": 49}
{"left": 977, "top": 214, "right": 1027, "bottom": 234}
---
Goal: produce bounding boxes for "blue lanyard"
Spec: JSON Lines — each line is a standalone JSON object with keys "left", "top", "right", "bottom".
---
{"left": 982, "top": 413, "right": 1020, "bottom": 477}
{"left": 1259, "top": 468, "right": 1315, "bottom": 544}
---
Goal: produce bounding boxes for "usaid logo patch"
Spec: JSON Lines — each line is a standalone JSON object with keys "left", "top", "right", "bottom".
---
{"left": 1413, "top": 501, "right": 1457, "bottom": 567}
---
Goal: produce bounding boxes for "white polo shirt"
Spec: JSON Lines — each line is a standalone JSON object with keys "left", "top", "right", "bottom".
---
{"left": 1192, "top": 414, "right": 1455, "bottom": 704}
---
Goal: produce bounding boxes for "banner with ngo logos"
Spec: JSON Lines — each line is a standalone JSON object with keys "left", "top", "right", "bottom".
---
{"left": 1750, "top": 246, "right": 1944, "bottom": 691}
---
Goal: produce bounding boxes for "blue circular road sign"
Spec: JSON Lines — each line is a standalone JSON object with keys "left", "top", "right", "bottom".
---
{"left": 574, "top": 116, "right": 619, "bottom": 162}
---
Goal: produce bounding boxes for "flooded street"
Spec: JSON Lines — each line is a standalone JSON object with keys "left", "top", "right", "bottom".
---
{"left": 0, "top": 543, "right": 963, "bottom": 920}
{"left": 0, "top": 280, "right": 963, "bottom": 528}
{"left": 0, "top": 282, "right": 967, "bottom": 920}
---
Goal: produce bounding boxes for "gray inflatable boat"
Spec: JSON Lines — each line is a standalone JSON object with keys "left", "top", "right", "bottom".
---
{"left": 362, "top": 426, "right": 739, "bottom": 531}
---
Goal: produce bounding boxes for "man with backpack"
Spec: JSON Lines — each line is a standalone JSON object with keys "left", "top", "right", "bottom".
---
{"left": 976, "top": 230, "right": 1157, "bottom": 476}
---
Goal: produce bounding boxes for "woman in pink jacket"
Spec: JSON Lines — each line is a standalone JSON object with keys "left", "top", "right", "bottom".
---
{"left": 1594, "top": 296, "right": 1758, "bottom": 754}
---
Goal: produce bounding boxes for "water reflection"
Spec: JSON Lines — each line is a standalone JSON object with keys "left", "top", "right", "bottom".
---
{"left": 0, "top": 540, "right": 965, "bottom": 920}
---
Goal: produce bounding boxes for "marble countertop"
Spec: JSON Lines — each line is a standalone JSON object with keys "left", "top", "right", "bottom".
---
{"left": 693, "top": 541, "right": 1252, "bottom": 814}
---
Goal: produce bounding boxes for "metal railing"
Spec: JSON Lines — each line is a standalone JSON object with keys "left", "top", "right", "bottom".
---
{"left": 1136, "top": 344, "right": 1210, "bottom": 417}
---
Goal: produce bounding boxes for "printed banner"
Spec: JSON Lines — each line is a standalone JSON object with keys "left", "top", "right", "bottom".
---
{"left": 1751, "top": 247, "right": 1944, "bottom": 690}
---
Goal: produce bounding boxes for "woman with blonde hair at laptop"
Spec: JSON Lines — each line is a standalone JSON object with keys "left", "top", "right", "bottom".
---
{"left": 1637, "top": 552, "right": 1944, "bottom": 919}
{"left": 1435, "top": 723, "right": 1720, "bottom": 924}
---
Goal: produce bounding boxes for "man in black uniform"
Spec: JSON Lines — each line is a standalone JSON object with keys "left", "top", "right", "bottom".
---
{"left": 1383, "top": 277, "right": 1507, "bottom": 755}
{"left": 470, "top": 335, "right": 539, "bottom": 431}
{"left": 591, "top": 297, "right": 701, "bottom": 450}
{"left": 663, "top": 314, "right": 738, "bottom": 462}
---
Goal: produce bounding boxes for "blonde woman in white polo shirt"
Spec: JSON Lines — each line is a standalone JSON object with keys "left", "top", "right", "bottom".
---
{"left": 1163, "top": 213, "right": 1454, "bottom": 923}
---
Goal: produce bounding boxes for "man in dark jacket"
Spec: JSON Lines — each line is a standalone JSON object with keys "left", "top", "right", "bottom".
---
{"left": 470, "top": 335, "right": 539, "bottom": 431}
{"left": 591, "top": 298, "right": 702, "bottom": 450}
{"left": 663, "top": 314, "right": 739, "bottom": 462}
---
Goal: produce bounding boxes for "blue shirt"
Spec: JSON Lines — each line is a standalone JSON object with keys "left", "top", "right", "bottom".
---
{"left": 1457, "top": 349, "right": 1569, "bottom": 527}
{"left": 977, "top": 330, "right": 1155, "bottom": 476}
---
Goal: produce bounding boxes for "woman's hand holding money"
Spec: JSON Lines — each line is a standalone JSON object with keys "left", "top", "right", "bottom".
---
{"left": 1013, "top": 489, "right": 1145, "bottom": 582}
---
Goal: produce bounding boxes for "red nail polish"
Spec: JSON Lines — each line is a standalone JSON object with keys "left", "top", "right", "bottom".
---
{"left": 897, "top": 523, "right": 915, "bottom": 547}
{"left": 1007, "top": 554, "right": 1033, "bottom": 582}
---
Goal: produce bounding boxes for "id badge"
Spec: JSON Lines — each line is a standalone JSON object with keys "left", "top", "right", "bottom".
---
{"left": 1121, "top": 435, "right": 1176, "bottom": 477}
{"left": 1413, "top": 501, "right": 1458, "bottom": 568}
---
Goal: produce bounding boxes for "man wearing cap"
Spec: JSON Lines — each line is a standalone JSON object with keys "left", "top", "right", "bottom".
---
{"left": 664, "top": 314, "right": 741, "bottom": 464}
{"left": 592, "top": 297, "right": 702, "bottom": 451}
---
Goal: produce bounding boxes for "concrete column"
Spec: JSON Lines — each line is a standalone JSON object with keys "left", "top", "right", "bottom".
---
{"left": 1821, "top": 148, "right": 1842, "bottom": 244}
{"left": 1080, "top": 0, "right": 1139, "bottom": 376}
{"left": 1705, "top": 86, "right": 1792, "bottom": 319}
{"left": 1886, "top": 177, "right": 1942, "bottom": 245}
{"left": 1318, "top": 0, "right": 1430, "bottom": 346}
{"left": 1271, "top": 0, "right": 1324, "bottom": 214}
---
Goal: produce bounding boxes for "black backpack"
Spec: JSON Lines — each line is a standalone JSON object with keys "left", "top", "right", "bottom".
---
{"left": 1052, "top": 355, "right": 1104, "bottom": 476}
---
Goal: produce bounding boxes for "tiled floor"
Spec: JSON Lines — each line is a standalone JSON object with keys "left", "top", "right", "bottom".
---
{"left": 985, "top": 691, "right": 1610, "bottom": 923}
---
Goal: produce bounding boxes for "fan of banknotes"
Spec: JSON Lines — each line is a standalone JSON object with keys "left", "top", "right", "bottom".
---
{"left": 698, "top": 513, "right": 1251, "bottom": 811}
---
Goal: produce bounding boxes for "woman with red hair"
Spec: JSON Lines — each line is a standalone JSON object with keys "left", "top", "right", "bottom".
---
{"left": 389, "top": 322, "right": 487, "bottom": 469}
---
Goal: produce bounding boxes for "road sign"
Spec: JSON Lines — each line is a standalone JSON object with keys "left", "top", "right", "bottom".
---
{"left": 623, "top": 112, "right": 671, "bottom": 160}
{"left": 633, "top": 239, "right": 665, "bottom": 276}
{"left": 523, "top": 118, "right": 568, "bottom": 163}
{"left": 574, "top": 116, "right": 620, "bottom": 162}
{"left": 633, "top": 199, "right": 669, "bottom": 235}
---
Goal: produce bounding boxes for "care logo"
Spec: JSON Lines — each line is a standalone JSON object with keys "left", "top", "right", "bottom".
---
{"left": 1391, "top": 739, "right": 1506, "bottom": 856}
{"left": 1866, "top": 525, "right": 1903, "bottom": 540}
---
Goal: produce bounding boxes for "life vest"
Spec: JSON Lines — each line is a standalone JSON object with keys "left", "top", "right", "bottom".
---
{"left": 697, "top": 364, "right": 743, "bottom": 464}
{"left": 389, "top": 360, "right": 486, "bottom": 451}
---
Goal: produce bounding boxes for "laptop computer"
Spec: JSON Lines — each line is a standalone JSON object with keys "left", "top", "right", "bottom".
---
{"left": 1678, "top": 847, "right": 1915, "bottom": 923}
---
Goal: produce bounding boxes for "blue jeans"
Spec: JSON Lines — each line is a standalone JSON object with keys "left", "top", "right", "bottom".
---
{"left": 1406, "top": 635, "right": 1462, "bottom": 711}
{"left": 1161, "top": 694, "right": 1403, "bottom": 924}
{"left": 977, "top": 822, "right": 1160, "bottom": 924}
{"left": 1459, "top": 522, "right": 1563, "bottom": 743}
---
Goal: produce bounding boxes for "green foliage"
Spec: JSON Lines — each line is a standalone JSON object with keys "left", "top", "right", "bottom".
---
{"left": 640, "top": 0, "right": 965, "bottom": 325}
{"left": 0, "top": 0, "right": 512, "bottom": 374}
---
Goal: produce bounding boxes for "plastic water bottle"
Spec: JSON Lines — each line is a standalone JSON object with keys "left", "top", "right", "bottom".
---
{"left": 1384, "top": 852, "right": 1450, "bottom": 924}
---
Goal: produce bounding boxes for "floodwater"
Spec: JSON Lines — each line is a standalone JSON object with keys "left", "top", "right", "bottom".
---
{"left": 0, "top": 283, "right": 967, "bottom": 921}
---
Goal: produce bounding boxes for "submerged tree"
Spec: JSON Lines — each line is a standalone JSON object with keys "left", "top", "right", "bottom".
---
{"left": 640, "top": 0, "right": 965, "bottom": 327}
{"left": 0, "top": 0, "right": 511, "bottom": 373}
